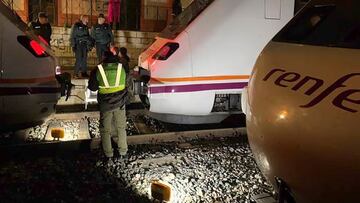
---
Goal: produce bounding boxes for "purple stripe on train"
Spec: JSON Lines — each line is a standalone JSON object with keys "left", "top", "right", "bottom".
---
{"left": 149, "top": 82, "right": 248, "bottom": 94}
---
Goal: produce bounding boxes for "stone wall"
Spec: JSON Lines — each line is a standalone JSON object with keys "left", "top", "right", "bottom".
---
{"left": 50, "top": 26, "right": 159, "bottom": 70}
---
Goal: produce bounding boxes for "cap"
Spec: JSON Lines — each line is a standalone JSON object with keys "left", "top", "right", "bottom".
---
{"left": 98, "top": 13, "right": 105, "bottom": 18}
{"left": 38, "top": 12, "right": 48, "bottom": 18}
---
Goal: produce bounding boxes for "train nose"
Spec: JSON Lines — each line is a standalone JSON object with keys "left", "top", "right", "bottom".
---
{"left": 246, "top": 42, "right": 360, "bottom": 203}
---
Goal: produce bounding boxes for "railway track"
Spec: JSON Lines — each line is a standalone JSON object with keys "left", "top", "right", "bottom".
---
{"left": 0, "top": 104, "right": 272, "bottom": 203}
{"left": 0, "top": 134, "right": 271, "bottom": 203}
{"left": 0, "top": 103, "right": 247, "bottom": 162}
{"left": 0, "top": 127, "right": 246, "bottom": 161}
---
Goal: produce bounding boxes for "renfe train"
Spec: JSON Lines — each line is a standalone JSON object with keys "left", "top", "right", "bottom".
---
{"left": 136, "top": 0, "right": 296, "bottom": 124}
{"left": 243, "top": 0, "right": 360, "bottom": 202}
{"left": 0, "top": 1, "right": 70, "bottom": 131}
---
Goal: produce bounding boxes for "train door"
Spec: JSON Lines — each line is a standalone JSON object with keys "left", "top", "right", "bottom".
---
{"left": 265, "top": 0, "right": 282, "bottom": 20}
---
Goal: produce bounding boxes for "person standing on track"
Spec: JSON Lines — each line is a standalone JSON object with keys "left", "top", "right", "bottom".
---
{"left": 172, "top": 0, "right": 182, "bottom": 17}
{"left": 88, "top": 50, "right": 128, "bottom": 163}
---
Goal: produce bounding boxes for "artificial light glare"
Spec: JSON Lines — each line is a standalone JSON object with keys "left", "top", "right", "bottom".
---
{"left": 278, "top": 110, "right": 288, "bottom": 120}
{"left": 55, "top": 66, "right": 62, "bottom": 75}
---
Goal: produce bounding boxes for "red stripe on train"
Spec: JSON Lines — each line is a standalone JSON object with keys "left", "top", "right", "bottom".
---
{"left": 0, "top": 76, "right": 56, "bottom": 84}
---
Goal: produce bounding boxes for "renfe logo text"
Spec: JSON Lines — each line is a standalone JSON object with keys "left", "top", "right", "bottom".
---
{"left": 263, "top": 68, "right": 360, "bottom": 113}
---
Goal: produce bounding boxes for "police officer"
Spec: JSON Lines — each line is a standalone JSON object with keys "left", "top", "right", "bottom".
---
{"left": 172, "top": 0, "right": 182, "bottom": 17}
{"left": 29, "top": 12, "right": 52, "bottom": 45}
{"left": 88, "top": 50, "right": 128, "bottom": 162}
{"left": 91, "top": 13, "right": 114, "bottom": 62}
{"left": 70, "top": 15, "right": 93, "bottom": 78}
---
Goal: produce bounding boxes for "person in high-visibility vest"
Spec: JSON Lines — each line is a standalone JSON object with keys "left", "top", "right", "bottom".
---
{"left": 88, "top": 50, "right": 128, "bottom": 162}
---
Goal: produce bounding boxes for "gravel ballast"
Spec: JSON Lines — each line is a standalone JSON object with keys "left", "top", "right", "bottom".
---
{"left": 0, "top": 137, "right": 272, "bottom": 203}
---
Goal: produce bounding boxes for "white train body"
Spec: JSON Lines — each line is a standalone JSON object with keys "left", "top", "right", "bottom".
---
{"left": 138, "top": 0, "right": 295, "bottom": 124}
{"left": 0, "top": 2, "right": 67, "bottom": 131}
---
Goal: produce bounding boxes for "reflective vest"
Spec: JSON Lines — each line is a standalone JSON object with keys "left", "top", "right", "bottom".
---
{"left": 96, "top": 63, "right": 126, "bottom": 94}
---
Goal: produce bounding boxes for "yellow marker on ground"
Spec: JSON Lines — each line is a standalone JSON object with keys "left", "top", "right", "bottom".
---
{"left": 51, "top": 128, "right": 65, "bottom": 139}
{"left": 151, "top": 180, "right": 172, "bottom": 202}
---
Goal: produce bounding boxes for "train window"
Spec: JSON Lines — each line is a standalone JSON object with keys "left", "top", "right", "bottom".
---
{"left": 295, "top": 0, "right": 310, "bottom": 13}
{"left": 273, "top": 2, "right": 360, "bottom": 49}
{"left": 153, "top": 42, "right": 179, "bottom": 60}
{"left": 17, "top": 36, "right": 49, "bottom": 57}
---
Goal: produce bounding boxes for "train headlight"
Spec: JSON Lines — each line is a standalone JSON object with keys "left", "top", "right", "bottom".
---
{"left": 153, "top": 42, "right": 179, "bottom": 61}
{"left": 278, "top": 110, "right": 288, "bottom": 120}
{"left": 55, "top": 66, "right": 62, "bottom": 75}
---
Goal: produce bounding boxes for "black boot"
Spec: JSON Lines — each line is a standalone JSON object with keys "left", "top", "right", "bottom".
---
{"left": 103, "top": 157, "right": 114, "bottom": 166}
{"left": 73, "top": 73, "right": 81, "bottom": 79}
{"left": 81, "top": 72, "right": 90, "bottom": 78}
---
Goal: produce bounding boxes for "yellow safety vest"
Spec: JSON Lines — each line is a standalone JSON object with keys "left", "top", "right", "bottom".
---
{"left": 96, "top": 63, "right": 126, "bottom": 94}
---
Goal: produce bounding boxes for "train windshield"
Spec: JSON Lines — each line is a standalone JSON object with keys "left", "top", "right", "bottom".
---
{"left": 273, "top": 1, "right": 360, "bottom": 49}
{"left": 158, "top": 0, "right": 215, "bottom": 40}
{"left": 0, "top": 1, "right": 52, "bottom": 57}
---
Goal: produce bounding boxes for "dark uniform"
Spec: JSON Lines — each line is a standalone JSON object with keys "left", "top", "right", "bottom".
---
{"left": 172, "top": 0, "right": 182, "bottom": 17}
{"left": 70, "top": 21, "right": 93, "bottom": 76}
{"left": 88, "top": 52, "right": 128, "bottom": 158}
{"left": 117, "top": 47, "right": 132, "bottom": 104}
{"left": 91, "top": 22, "right": 114, "bottom": 62}
{"left": 28, "top": 15, "right": 52, "bottom": 45}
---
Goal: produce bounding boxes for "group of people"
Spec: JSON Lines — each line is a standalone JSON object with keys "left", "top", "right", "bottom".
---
{"left": 71, "top": 14, "right": 131, "bottom": 162}
{"left": 29, "top": 12, "right": 130, "bottom": 162}
{"left": 70, "top": 14, "right": 130, "bottom": 79}
{"left": 29, "top": 12, "right": 129, "bottom": 79}
{"left": 27, "top": 3, "right": 185, "bottom": 162}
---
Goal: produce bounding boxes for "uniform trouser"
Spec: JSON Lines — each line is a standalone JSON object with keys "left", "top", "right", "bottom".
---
{"left": 74, "top": 42, "right": 88, "bottom": 74}
{"left": 96, "top": 43, "right": 109, "bottom": 63}
{"left": 100, "top": 106, "right": 127, "bottom": 158}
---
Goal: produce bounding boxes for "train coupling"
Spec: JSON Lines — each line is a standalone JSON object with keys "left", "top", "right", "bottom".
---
{"left": 133, "top": 66, "right": 150, "bottom": 96}
{"left": 55, "top": 72, "right": 74, "bottom": 101}
{"left": 132, "top": 66, "right": 150, "bottom": 108}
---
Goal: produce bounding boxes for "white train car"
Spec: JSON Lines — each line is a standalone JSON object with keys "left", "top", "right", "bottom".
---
{"left": 0, "top": 1, "right": 70, "bottom": 131}
{"left": 243, "top": 0, "right": 360, "bottom": 202}
{"left": 137, "top": 0, "right": 296, "bottom": 124}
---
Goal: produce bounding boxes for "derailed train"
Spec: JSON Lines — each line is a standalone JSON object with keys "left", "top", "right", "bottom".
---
{"left": 136, "top": 0, "right": 296, "bottom": 124}
{"left": 243, "top": 0, "right": 360, "bottom": 202}
{"left": 0, "top": 1, "right": 70, "bottom": 131}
